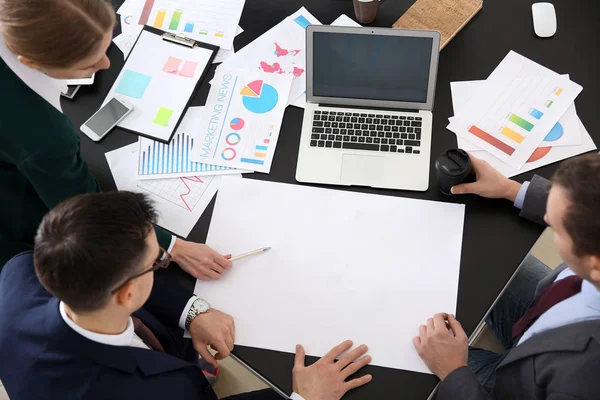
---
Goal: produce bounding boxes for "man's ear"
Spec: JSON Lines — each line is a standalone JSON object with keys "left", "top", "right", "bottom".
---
{"left": 114, "top": 281, "right": 136, "bottom": 309}
{"left": 17, "top": 55, "right": 42, "bottom": 71}
{"left": 585, "top": 255, "right": 600, "bottom": 282}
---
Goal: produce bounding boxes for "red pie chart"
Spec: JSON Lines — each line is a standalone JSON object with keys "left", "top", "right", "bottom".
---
{"left": 527, "top": 147, "right": 552, "bottom": 163}
{"left": 230, "top": 118, "right": 245, "bottom": 130}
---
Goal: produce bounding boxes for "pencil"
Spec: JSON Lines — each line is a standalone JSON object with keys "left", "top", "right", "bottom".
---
{"left": 229, "top": 247, "right": 271, "bottom": 262}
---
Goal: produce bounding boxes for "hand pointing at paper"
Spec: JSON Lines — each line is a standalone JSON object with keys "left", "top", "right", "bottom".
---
{"left": 170, "top": 239, "right": 232, "bottom": 280}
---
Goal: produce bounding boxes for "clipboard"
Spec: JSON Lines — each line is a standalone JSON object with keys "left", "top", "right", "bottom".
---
{"left": 102, "top": 25, "right": 218, "bottom": 143}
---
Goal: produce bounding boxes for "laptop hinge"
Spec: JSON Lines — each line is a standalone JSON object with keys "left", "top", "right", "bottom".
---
{"left": 316, "top": 103, "right": 420, "bottom": 113}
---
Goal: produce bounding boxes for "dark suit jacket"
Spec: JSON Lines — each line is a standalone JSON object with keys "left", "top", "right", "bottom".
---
{"left": 0, "top": 251, "right": 218, "bottom": 400}
{"left": 438, "top": 176, "right": 600, "bottom": 399}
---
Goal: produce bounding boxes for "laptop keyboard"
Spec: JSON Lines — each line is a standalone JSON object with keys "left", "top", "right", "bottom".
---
{"left": 309, "top": 110, "right": 422, "bottom": 155}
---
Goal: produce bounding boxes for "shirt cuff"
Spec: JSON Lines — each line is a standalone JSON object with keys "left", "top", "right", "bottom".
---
{"left": 289, "top": 393, "right": 305, "bottom": 400}
{"left": 513, "top": 181, "right": 530, "bottom": 210}
{"left": 178, "top": 296, "right": 197, "bottom": 331}
{"left": 162, "top": 236, "right": 177, "bottom": 261}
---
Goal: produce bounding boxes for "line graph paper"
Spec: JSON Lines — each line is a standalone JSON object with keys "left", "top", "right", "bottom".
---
{"left": 137, "top": 175, "right": 214, "bottom": 212}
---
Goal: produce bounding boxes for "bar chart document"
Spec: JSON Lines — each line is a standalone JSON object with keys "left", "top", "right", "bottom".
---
{"left": 137, "top": 107, "right": 244, "bottom": 179}
{"left": 450, "top": 80, "right": 596, "bottom": 178}
{"left": 195, "top": 177, "right": 465, "bottom": 374}
{"left": 138, "top": 0, "right": 245, "bottom": 49}
{"left": 106, "top": 143, "right": 233, "bottom": 237}
{"left": 447, "top": 51, "right": 582, "bottom": 169}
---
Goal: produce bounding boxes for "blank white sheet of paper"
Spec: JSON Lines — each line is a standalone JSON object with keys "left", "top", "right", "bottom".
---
{"left": 194, "top": 177, "right": 465, "bottom": 374}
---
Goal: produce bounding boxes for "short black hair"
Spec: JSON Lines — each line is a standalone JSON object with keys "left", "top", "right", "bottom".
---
{"left": 34, "top": 192, "right": 158, "bottom": 313}
{"left": 553, "top": 153, "right": 600, "bottom": 257}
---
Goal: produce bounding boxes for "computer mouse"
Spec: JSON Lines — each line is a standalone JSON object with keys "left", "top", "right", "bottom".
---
{"left": 532, "top": 3, "right": 557, "bottom": 38}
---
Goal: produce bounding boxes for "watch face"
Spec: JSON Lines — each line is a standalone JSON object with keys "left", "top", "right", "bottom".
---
{"left": 194, "top": 298, "right": 210, "bottom": 313}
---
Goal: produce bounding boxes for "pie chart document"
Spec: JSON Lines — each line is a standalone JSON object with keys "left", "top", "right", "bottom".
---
{"left": 190, "top": 68, "right": 293, "bottom": 173}
{"left": 195, "top": 176, "right": 466, "bottom": 374}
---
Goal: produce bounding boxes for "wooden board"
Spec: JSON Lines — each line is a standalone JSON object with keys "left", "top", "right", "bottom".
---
{"left": 393, "top": 0, "right": 483, "bottom": 50}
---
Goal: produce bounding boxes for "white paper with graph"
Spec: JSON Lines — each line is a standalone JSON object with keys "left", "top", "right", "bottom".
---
{"left": 106, "top": 143, "right": 239, "bottom": 237}
{"left": 122, "top": 0, "right": 245, "bottom": 50}
{"left": 447, "top": 51, "right": 582, "bottom": 169}
{"left": 137, "top": 107, "right": 246, "bottom": 179}
{"left": 450, "top": 80, "right": 596, "bottom": 178}
{"left": 217, "top": 7, "right": 321, "bottom": 105}
{"left": 195, "top": 177, "right": 465, "bottom": 374}
{"left": 190, "top": 69, "right": 292, "bottom": 173}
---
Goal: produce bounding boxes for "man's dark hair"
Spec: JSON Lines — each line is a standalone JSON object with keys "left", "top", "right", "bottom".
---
{"left": 34, "top": 192, "right": 158, "bottom": 313}
{"left": 553, "top": 153, "right": 600, "bottom": 257}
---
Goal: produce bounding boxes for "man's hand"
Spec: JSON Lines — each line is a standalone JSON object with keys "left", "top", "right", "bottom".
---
{"left": 188, "top": 308, "right": 235, "bottom": 369}
{"left": 293, "top": 340, "right": 372, "bottom": 400}
{"left": 171, "top": 239, "right": 232, "bottom": 280}
{"left": 413, "top": 313, "right": 468, "bottom": 380}
{"left": 451, "top": 154, "right": 522, "bottom": 202}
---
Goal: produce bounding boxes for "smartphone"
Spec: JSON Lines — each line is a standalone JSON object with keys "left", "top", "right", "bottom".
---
{"left": 66, "top": 73, "right": 95, "bottom": 86}
{"left": 80, "top": 97, "right": 133, "bottom": 142}
{"left": 61, "top": 85, "right": 81, "bottom": 99}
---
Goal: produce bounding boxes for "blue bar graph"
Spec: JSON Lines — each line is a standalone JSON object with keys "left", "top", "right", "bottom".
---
{"left": 184, "top": 22, "right": 194, "bottom": 33}
{"left": 139, "top": 131, "right": 232, "bottom": 176}
{"left": 240, "top": 158, "right": 265, "bottom": 165}
{"left": 529, "top": 108, "right": 544, "bottom": 120}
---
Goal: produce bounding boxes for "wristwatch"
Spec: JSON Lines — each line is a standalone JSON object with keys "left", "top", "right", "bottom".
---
{"left": 185, "top": 298, "right": 211, "bottom": 330}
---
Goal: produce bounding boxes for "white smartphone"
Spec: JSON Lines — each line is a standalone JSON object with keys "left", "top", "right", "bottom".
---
{"left": 80, "top": 97, "right": 133, "bottom": 142}
{"left": 66, "top": 73, "right": 95, "bottom": 86}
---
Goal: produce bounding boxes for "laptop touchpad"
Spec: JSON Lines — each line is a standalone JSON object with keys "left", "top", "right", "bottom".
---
{"left": 340, "top": 154, "right": 384, "bottom": 186}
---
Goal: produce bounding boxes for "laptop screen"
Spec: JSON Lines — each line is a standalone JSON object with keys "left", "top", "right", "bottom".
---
{"left": 312, "top": 32, "right": 433, "bottom": 104}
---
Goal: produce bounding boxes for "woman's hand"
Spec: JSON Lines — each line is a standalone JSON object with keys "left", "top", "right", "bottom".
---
{"left": 171, "top": 240, "right": 232, "bottom": 280}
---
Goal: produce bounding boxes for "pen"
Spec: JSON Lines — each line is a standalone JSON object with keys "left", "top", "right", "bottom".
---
{"left": 229, "top": 246, "right": 271, "bottom": 262}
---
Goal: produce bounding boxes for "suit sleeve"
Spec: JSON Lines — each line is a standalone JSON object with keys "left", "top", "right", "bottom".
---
{"left": 437, "top": 367, "right": 493, "bottom": 400}
{"left": 518, "top": 175, "right": 551, "bottom": 226}
{"left": 143, "top": 272, "right": 193, "bottom": 328}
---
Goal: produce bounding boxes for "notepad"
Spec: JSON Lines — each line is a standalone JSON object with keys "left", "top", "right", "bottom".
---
{"left": 393, "top": 0, "right": 483, "bottom": 50}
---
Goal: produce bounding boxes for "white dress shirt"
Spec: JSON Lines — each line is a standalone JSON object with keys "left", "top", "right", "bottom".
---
{"left": 60, "top": 301, "right": 149, "bottom": 349}
{"left": 0, "top": 36, "right": 66, "bottom": 112}
{"left": 60, "top": 297, "right": 196, "bottom": 350}
{"left": 515, "top": 182, "right": 600, "bottom": 344}
{"left": 518, "top": 268, "right": 600, "bottom": 345}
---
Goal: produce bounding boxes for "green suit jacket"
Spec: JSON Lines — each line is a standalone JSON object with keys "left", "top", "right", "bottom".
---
{"left": 0, "top": 59, "right": 172, "bottom": 268}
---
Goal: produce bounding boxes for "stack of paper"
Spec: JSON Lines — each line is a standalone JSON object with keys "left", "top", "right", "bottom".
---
{"left": 104, "top": 6, "right": 367, "bottom": 237}
{"left": 106, "top": 107, "right": 244, "bottom": 237}
{"left": 447, "top": 51, "right": 596, "bottom": 177}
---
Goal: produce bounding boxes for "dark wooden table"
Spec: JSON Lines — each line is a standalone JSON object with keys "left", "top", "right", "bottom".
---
{"left": 63, "top": 0, "right": 600, "bottom": 398}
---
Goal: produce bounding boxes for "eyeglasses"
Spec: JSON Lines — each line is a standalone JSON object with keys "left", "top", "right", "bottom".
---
{"left": 110, "top": 247, "right": 172, "bottom": 294}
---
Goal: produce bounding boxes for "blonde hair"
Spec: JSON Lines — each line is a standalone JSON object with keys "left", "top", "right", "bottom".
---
{"left": 0, "top": 0, "right": 115, "bottom": 68}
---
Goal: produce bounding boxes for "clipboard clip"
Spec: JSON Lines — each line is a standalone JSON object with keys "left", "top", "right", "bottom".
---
{"left": 162, "top": 32, "right": 197, "bottom": 48}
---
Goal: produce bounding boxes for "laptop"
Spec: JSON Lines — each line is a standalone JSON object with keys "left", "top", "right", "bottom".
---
{"left": 296, "top": 26, "right": 441, "bottom": 191}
